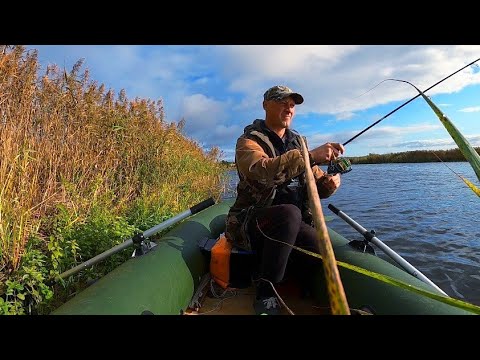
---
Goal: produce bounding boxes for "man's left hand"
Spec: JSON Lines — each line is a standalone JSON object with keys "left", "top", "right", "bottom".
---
{"left": 318, "top": 173, "right": 341, "bottom": 198}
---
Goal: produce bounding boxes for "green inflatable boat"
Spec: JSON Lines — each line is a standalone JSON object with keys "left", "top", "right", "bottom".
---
{"left": 52, "top": 198, "right": 477, "bottom": 315}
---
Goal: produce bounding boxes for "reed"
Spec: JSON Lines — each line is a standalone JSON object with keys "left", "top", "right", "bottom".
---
{"left": 298, "top": 136, "right": 350, "bottom": 315}
{"left": 431, "top": 152, "right": 480, "bottom": 197}
{"left": 0, "top": 45, "right": 227, "bottom": 314}
{"left": 389, "top": 78, "right": 480, "bottom": 198}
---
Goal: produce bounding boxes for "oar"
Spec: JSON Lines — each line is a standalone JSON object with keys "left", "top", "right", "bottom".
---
{"left": 298, "top": 136, "right": 351, "bottom": 315}
{"left": 55, "top": 197, "right": 216, "bottom": 281}
{"left": 327, "top": 203, "right": 449, "bottom": 296}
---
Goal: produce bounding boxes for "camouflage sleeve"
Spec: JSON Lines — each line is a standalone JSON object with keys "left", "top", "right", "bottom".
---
{"left": 312, "top": 164, "right": 326, "bottom": 181}
{"left": 313, "top": 166, "right": 337, "bottom": 199}
{"left": 236, "top": 137, "right": 306, "bottom": 186}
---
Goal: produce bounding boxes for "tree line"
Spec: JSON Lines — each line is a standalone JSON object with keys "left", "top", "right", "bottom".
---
{"left": 347, "top": 147, "right": 480, "bottom": 164}
{"left": 223, "top": 147, "right": 480, "bottom": 167}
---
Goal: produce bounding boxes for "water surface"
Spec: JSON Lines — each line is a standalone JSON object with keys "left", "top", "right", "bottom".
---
{"left": 223, "top": 162, "right": 480, "bottom": 305}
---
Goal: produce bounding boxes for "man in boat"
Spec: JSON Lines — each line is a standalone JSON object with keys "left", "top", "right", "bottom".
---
{"left": 225, "top": 85, "right": 345, "bottom": 315}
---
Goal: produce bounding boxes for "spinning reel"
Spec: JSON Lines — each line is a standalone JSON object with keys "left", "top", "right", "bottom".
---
{"left": 327, "top": 157, "right": 352, "bottom": 175}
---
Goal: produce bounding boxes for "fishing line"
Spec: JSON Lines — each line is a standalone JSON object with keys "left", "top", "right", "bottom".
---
{"left": 342, "top": 57, "right": 480, "bottom": 146}
{"left": 352, "top": 79, "right": 392, "bottom": 100}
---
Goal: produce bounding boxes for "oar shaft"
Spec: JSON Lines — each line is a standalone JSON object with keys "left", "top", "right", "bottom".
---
{"left": 143, "top": 208, "right": 201, "bottom": 238}
{"left": 299, "top": 137, "right": 350, "bottom": 314}
{"left": 58, "top": 240, "right": 134, "bottom": 280}
{"left": 328, "top": 204, "right": 449, "bottom": 297}
{"left": 57, "top": 197, "right": 215, "bottom": 280}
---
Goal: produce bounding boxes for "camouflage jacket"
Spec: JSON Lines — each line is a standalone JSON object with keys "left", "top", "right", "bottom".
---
{"left": 225, "top": 119, "right": 337, "bottom": 251}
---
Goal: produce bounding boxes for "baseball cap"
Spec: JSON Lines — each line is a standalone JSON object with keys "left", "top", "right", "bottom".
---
{"left": 263, "top": 85, "right": 304, "bottom": 105}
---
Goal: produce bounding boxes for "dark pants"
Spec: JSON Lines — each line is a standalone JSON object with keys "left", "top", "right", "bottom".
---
{"left": 246, "top": 203, "right": 320, "bottom": 297}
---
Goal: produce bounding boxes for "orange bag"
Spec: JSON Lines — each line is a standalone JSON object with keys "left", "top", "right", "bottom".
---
{"left": 210, "top": 233, "right": 232, "bottom": 289}
{"left": 209, "top": 233, "right": 255, "bottom": 289}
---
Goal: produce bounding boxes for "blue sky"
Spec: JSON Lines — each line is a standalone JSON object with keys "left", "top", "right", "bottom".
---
{"left": 27, "top": 45, "right": 480, "bottom": 162}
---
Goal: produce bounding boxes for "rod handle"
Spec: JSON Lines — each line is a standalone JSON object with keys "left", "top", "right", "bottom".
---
{"left": 190, "top": 197, "right": 215, "bottom": 215}
{"left": 328, "top": 203, "right": 340, "bottom": 215}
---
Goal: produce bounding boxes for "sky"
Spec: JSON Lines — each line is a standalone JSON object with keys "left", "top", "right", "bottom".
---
{"left": 26, "top": 45, "right": 480, "bottom": 162}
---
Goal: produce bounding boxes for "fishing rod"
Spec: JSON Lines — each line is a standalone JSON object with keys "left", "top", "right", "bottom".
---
{"left": 343, "top": 57, "right": 480, "bottom": 147}
{"left": 54, "top": 197, "right": 215, "bottom": 281}
{"left": 327, "top": 203, "right": 449, "bottom": 297}
{"left": 326, "top": 57, "right": 480, "bottom": 176}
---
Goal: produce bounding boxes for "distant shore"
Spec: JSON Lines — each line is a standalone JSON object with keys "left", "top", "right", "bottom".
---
{"left": 223, "top": 147, "right": 480, "bottom": 166}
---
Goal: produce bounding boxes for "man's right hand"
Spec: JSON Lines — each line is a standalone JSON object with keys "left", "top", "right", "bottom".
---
{"left": 309, "top": 142, "right": 345, "bottom": 164}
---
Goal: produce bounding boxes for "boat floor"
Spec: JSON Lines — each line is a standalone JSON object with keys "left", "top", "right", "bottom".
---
{"left": 185, "top": 277, "right": 332, "bottom": 315}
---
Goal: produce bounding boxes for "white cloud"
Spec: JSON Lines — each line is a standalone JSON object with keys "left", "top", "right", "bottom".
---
{"left": 217, "top": 45, "right": 480, "bottom": 117}
{"left": 181, "top": 94, "right": 227, "bottom": 133}
{"left": 309, "top": 123, "right": 442, "bottom": 144}
{"left": 214, "top": 124, "right": 243, "bottom": 139}
{"left": 335, "top": 111, "right": 356, "bottom": 120}
{"left": 459, "top": 106, "right": 480, "bottom": 113}
{"left": 192, "top": 124, "right": 244, "bottom": 155}
{"left": 391, "top": 134, "right": 480, "bottom": 148}
{"left": 32, "top": 44, "right": 480, "bottom": 120}
{"left": 29, "top": 45, "right": 480, "bottom": 159}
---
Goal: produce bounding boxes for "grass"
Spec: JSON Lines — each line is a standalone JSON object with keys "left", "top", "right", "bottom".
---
{"left": 0, "top": 45, "right": 229, "bottom": 314}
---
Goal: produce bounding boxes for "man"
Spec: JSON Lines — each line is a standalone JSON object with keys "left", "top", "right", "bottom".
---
{"left": 225, "top": 85, "right": 345, "bottom": 315}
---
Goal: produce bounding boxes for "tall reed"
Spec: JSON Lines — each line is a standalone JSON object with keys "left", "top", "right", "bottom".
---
{"left": 0, "top": 45, "right": 227, "bottom": 313}
{"left": 389, "top": 78, "right": 480, "bottom": 197}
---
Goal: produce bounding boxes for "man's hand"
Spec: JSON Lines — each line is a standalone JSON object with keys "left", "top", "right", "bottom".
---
{"left": 309, "top": 142, "right": 345, "bottom": 164}
{"left": 318, "top": 173, "right": 341, "bottom": 199}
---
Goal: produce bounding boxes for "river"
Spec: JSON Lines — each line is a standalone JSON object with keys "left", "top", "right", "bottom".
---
{"left": 222, "top": 162, "right": 480, "bottom": 306}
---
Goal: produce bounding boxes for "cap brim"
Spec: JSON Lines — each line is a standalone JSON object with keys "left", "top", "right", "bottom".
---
{"left": 292, "top": 93, "right": 304, "bottom": 105}
{"left": 289, "top": 93, "right": 304, "bottom": 105}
